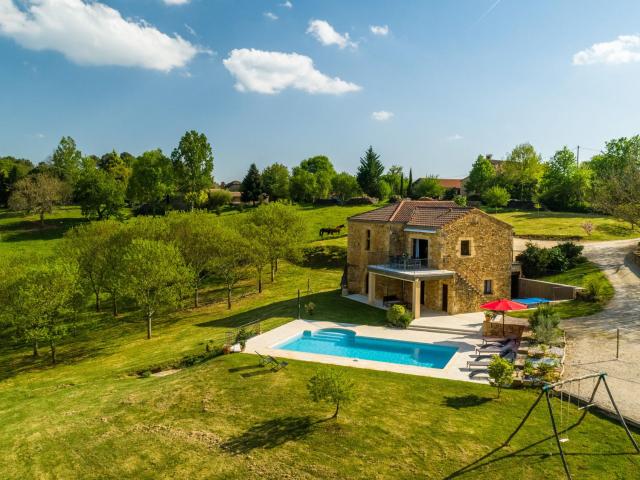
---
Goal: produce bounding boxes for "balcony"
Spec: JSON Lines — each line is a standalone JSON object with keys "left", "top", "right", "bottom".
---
{"left": 367, "top": 253, "right": 454, "bottom": 281}
{"left": 387, "top": 254, "right": 429, "bottom": 271}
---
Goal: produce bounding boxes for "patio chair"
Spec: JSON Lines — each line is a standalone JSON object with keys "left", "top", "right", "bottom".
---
{"left": 270, "top": 357, "right": 289, "bottom": 372}
{"left": 255, "top": 351, "right": 277, "bottom": 367}
{"left": 467, "top": 351, "right": 516, "bottom": 369}
{"left": 475, "top": 340, "right": 516, "bottom": 355}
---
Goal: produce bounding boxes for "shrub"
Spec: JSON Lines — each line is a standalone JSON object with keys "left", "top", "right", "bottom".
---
{"left": 535, "top": 362, "right": 558, "bottom": 382}
{"left": 487, "top": 356, "right": 514, "bottom": 398}
{"left": 305, "top": 302, "right": 316, "bottom": 316}
{"left": 387, "top": 305, "right": 412, "bottom": 328}
{"left": 582, "top": 221, "right": 594, "bottom": 236}
{"left": 453, "top": 195, "right": 467, "bottom": 206}
{"left": 533, "top": 315, "right": 560, "bottom": 345}
{"left": 528, "top": 304, "right": 560, "bottom": 331}
{"left": 235, "top": 327, "right": 251, "bottom": 349}
{"left": 516, "top": 243, "right": 550, "bottom": 277}
{"left": 482, "top": 186, "right": 510, "bottom": 211}
{"left": 582, "top": 274, "right": 610, "bottom": 303}
{"left": 140, "top": 370, "right": 152, "bottom": 378}
{"left": 207, "top": 189, "right": 233, "bottom": 211}
{"left": 556, "top": 242, "right": 585, "bottom": 267}
{"left": 546, "top": 246, "right": 569, "bottom": 273}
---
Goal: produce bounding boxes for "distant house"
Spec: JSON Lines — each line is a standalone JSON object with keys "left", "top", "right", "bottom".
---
{"left": 219, "top": 180, "right": 243, "bottom": 204}
{"left": 345, "top": 200, "right": 515, "bottom": 319}
{"left": 412, "top": 177, "right": 466, "bottom": 196}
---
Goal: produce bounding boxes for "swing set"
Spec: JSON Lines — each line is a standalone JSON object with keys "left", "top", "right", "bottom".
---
{"left": 503, "top": 372, "right": 639, "bottom": 479}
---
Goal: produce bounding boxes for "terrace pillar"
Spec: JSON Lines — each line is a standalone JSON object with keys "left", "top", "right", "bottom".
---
{"left": 412, "top": 279, "right": 421, "bottom": 319}
{"left": 368, "top": 273, "right": 376, "bottom": 305}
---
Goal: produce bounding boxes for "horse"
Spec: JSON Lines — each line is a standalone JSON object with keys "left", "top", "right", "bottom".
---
{"left": 319, "top": 224, "right": 345, "bottom": 238}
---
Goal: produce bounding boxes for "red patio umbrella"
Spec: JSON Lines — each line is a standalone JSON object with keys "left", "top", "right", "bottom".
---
{"left": 480, "top": 299, "right": 527, "bottom": 336}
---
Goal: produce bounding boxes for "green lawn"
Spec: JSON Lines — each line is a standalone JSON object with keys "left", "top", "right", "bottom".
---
{"left": 1, "top": 205, "right": 637, "bottom": 478}
{"left": 491, "top": 210, "right": 639, "bottom": 241}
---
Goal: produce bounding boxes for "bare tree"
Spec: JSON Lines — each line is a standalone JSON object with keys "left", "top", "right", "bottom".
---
{"left": 8, "top": 173, "right": 66, "bottom": 225}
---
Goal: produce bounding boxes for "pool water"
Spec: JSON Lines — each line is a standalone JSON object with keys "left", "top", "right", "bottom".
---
{"left": 275, "top": 328, "right": 457, "bottom": 369}
{"left": 514, "top": 297, "right": 551, "bottom": 306}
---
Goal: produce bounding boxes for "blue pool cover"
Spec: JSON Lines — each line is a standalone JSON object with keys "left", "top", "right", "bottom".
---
{"left": 275, "top": 328, "right": 457, "bottom": 369}
{"left": 514, "top": 297, "right": 551, "bottom": 306}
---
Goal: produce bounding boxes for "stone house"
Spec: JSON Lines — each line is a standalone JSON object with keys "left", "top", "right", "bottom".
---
{"left": 346, "top": 200, "right": 514, "bottom": 318}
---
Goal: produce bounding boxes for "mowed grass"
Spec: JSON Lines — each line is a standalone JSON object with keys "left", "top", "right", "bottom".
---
{"left": 1, "top": 205, "right": 638, "bottom": 478}
{"left": 491, "top": 210, "right": 639, "bottom": 241}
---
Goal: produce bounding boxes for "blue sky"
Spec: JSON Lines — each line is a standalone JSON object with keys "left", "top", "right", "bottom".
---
{"left": 2, "top": 0, "right": 640, "bottom": 181}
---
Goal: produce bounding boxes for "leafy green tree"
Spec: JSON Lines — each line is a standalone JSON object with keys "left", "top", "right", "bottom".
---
{"left": 412, "top": 176, "right": 445, "bottom": 199}
{"left": 356, "top": 146, "right": 385, "bottom": 197}
{"left": 247, "top": 202, "right": 306, "bottom": 281}
{"left": 465, "top": 155, "right": 496, "bottom": 196}
{"left": 262, "top": 163, "right": 290, "bottom": 200}
{"left": 0, "top": 157, "right": 32, "bottom": 207}
{"left": 482, "top": 185, "right": 510, "bottom": 211}
{"left": 501, "top": 144, "right": 545, "bottom": 201}
{"left": 6, "top": 257, "right": 79, "bottom": 364}
{"left": 539, "top": 147, "right": 589, "bottom": 211}
{"left": 241, "top": 163, "right": 263, "bottom": 204}
{"left": 453, "top": 195, "right": 467, "bottom": 206}
{"left": 331, "top": 172, "right": 361, "bottom": 203}
{"left": 74, "top": 168, "right": 126, "bottom": 220}
{"left": 383, "top": 165, "right": 404, "bottom": 196}
{"left": 51, "top": 136, "right": 82, "bottom": 184}
{"left": 307, "top": 369, "right": 355, "bottom": 419}
{"left": 207, "top": 189, "right": 233, "bottom": 212}
{"left": 210, "top": 222, "right": 248, "bottom": 309}
{"left": 406, "top": 168, "right": 413, "bottom": 198}
{"left": 98, "top": 150, "right": 131, "bottom": 185}
{"left": 290, "top": 168, "right": 317, "bottom": 203}
{"left": 239, "top": 220, "right": 270, "bottom": 293}
{"left": 166, "top": 211, "right": 221, "bottom": 307}
{"left": 299, "top": 155, "right": 336, "bottom": 176}
{"left": 488, "top": 356, "right": 514, "bottom": 398}
{"left": 121, "top": 239, "right": 191, "bottom": 339}
{"left": 171, "top": 130, "right": 214, "bottom": 210}
{"left": 8, "top": 173, "right": 66, "bottom": 225}
{"left": 127, "top": 150, "right": 175, "bottom": 216}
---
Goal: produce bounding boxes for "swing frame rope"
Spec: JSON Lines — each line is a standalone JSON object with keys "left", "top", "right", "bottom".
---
{"left": 503, "top": 372, "right": 639, "bottom": 480}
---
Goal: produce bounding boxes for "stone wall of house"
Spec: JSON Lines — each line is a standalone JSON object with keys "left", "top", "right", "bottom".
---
{"left": 440, "top": 210, "right": 513, "bottom": 313}
{"left": 347, "top": 221, "right": 403, "bottom": 294}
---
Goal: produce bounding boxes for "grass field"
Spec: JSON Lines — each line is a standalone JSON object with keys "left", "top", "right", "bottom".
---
{"left": 1, "top": 205, "right": 637, "bottom": 479}
{"left": 492, "top": 210, "right": 639, "bottom": 241}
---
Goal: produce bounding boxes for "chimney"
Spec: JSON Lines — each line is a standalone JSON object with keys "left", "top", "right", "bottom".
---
{"left": 486, "top": 154, "right": 493, "bottom": 160}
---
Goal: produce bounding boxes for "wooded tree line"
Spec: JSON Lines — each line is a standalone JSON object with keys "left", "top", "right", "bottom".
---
{"left": 0, "top": 203, "right": 305, "bottom": 364}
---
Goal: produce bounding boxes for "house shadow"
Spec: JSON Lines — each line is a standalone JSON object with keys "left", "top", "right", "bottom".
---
{"left": 299, "top": 245, "right": 347, "bottom": 269}
{"left": 442, "top": 394, "right": 492, "bottom": 410}
{"left": 221, "top": 415, "right": 322, "bottom": 454}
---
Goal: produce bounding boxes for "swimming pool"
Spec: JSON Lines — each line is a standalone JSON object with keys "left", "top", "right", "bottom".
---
{"left": 274, "top": 328, "right": 457, "bottom": 369}
{"left": 514, "top": 297, "right": 550, "bottom": 307}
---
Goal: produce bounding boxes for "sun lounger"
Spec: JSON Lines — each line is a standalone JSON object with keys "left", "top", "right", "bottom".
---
{"left": 475, "top": 340, "right": 516, "bottom": 355}
{"left": 255, "top": 351, "right": 288, "bottom": 371}
{"left": 467, "top": 351, "right": 516, "bottom": 369}
{"left": 270, "top": 358, "right": 289, "bottom": 371}
{"left": 481, "top": 336, "right": 515, "bottom": 346}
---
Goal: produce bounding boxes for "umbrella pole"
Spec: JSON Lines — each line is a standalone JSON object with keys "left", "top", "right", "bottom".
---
{"left": 502, "top": 312, "right": 505, "bottom": 337}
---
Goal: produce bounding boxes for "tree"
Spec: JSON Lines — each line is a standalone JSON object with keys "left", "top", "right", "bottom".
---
{"left": 331, "top": 172, "right": 361, "bottom": 204}
{"left": 501, "top": 144, "right": 545, "bottom": 201}
{"left": 210, "top": 222, "right": 249, "bottom": 309}
{"left": 241, "top": 163, "right": 263, "bottom": 204}
{"left": 247, "top": 202, "right": 306, "bottom": 281}
{"left": 6, "top": 257, "right": 79, "bottom": 364}
{"left": 51, "top": 136, "right": 82, "bottom": 184}
{"left": 299, "top": 155, "right": 336, "bottom": 176}
{"left": 121, "top": 239, "right": 191, "bottom": 339}
{"left": 207, "top": 189, "right": 233, "bottom": 212}
{"left": 262, "top": 163, "right": 290, "bottom": 200}
{"left": 406, "top": 168, "right": 413, "bottom": 198}
{"left": 171, "top": 130, "right": 214, "bottom": 210}
{"left": 98, "top": 150, "right": 131, "bottom": 185}
{"left": 482, "top": 185, "right": 510, "bottom": 212}
{"left": 0, "top": 156, "right": 32, "bottom": 207}
{"left": 290, "top": 168, "right": 317, "bottom": 203}
{"left": 239, "top": 220, "right": 270, "bottom": 293}
{"left": 465, "top": 155, "right": 496, "bottom": 197}
{"left": 539, "top": 147, "right": 589, "bottom": 211}
{"left": 356, "top": 146, "right": 384, "bottom": 197}
{"left": 127, "top": 150, "right": 175, "bottom": 215}
{"left": 74, "top": 168, "right": 126, "bottom": 220}
{"left": 307, "top": 369, "right": 355, "bottom": 419}
{"left": 8, "top": 173, "right": 66, "bottom": 225}
{"left": 412, "top": 176, "right": 445, "bottom": 199}
{"left": 488, "top": 356, "right": 514, "bottom": 398}
{"left": 383, "top": 165, "right": 404, "bottom": 196}
{"left": 166, "top": 211, "right": 221, "bottom": 307}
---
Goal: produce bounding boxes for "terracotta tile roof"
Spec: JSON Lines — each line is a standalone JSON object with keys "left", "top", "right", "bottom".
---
{"left": 438, "top": 178, "right": 463, "bottom": 189}
{"left": 349, "top": 200, "right": 472, "bottom": 228}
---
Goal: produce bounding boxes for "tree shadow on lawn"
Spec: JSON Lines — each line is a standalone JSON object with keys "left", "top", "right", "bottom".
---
{"left": 195, "top": 290, "right": 386, "bottom": 330}
{"left": 0, "top": 216, "right": 86, "bottom": 243}
{"left": 442, "top": 394, "right": 492, "bottom": 410}
{"left": 597, "top": 222, "right": 636, "bottom": 238}
{"left": 221, "top": 415, "right": 329, "bottom": 454}
{"left": 299, "top": 245, "right": 346, "bottom": 269}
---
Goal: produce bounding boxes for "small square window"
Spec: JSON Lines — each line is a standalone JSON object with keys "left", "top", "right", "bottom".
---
{"left": 365, "top": 230, "right": 371, "bottom": 251}
{"left": 484, "top": 280, "right": 493, "bottom": 295}
{"left": 461, "top": 240, "right": 471, "bottom": 256}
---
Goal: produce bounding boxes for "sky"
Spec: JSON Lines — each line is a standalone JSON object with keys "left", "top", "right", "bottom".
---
{"left": 2, "top": 0, "right": 640, "bottom": 181}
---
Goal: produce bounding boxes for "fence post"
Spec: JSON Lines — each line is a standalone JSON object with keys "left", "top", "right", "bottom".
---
{"left": 298, "top": 289, "right": 301, "bottom": 319}
{"left": 616, "top": 328, "right": 620, "bottom": 359}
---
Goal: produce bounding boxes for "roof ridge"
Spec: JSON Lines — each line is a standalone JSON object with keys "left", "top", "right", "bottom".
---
{"left": 388, "top": 200, "right": 404, "bottom": 222}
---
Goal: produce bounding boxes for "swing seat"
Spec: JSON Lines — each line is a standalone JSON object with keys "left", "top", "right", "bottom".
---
{"left": 578, "top": 403, "right": 595, "bottom": 410}
{"left": 559, "top": 438, "right": 569, "bottom": 443}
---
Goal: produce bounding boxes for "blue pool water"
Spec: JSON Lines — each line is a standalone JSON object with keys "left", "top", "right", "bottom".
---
{"left": 514, "top": 297, "right": 551, "bottom": 306}
{"left": 275, "top": 328, "right": 457, "bottom": 369}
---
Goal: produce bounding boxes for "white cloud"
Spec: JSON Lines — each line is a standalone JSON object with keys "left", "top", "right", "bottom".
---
{"left": 184, "top": 23, "right": 197, "bottom": 37}
{"left": 307, "top": 19, "right": 357, "bottom": 49}
{"left": 264, "top": 12, "right": 278, "bottom": 21}
{"left": 372, "top": 111, "right": 394, "bottom": 121}
{"left": 163, "top": 0, "right": 190, "bottom": 5}
{"left": 279, "top": 1, "right": 293, "bottom": 8}
{"left": 369, "top": 25, "right": 389, "bottom": 36}
{"left": 223, "top": 48, "right": 361, "bottom": 95}
{"left": 0, "top": 0, "right": 202, "bottom": 72}
{"left": 573, "top": 35, "right": 640, "bottom": 66}
{"left": 446, "top": 134, "right": 463, "bottom": 141}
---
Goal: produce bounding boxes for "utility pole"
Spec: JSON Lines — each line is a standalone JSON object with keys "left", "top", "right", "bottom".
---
{"left": 576, "top": 145, "right": 580, "bottom": 165}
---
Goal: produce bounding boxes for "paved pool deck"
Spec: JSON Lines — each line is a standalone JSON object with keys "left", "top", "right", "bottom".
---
{"left": 245, "top": 319, "right": 489, "bottom": 383}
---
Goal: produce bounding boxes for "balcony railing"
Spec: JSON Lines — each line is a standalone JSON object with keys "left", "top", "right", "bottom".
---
{"left": 387, "top": 254, "right": 429, "bottom": 271}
